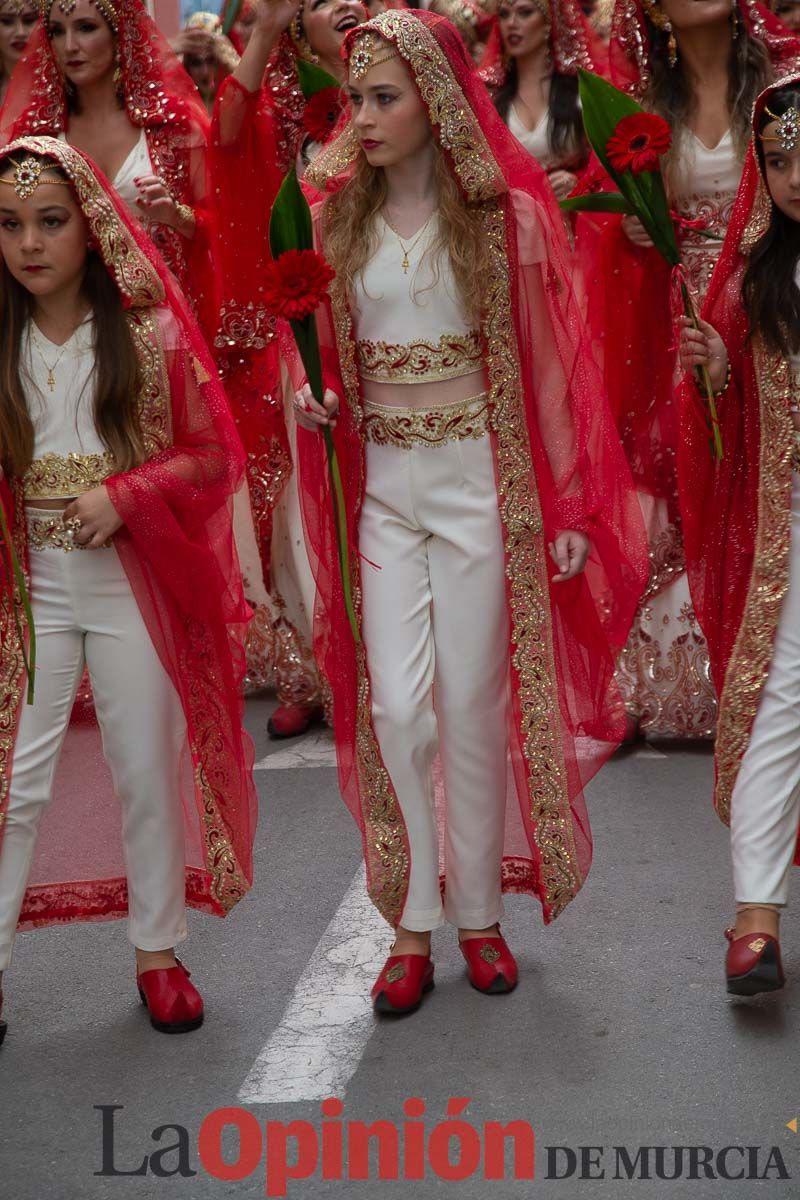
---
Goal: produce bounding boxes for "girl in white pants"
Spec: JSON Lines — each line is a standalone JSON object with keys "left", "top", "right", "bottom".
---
{"left": 679, "top": 77, "right": 800, "bottom": 996}
{"left": 0, "top": 137, "right": 256, "bottom": 1044}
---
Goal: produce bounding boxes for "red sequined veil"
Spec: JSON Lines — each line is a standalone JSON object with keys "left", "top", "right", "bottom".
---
{"left": 679, "top": 77, "right": 800, "bottom": 862}
{"left": 297, "top": 10, "right": 648, "bottom": 927}
{"left": 0, "top": 0, "right": 220, "bottom": 338}
{"left": 0, "top": 136, "right": 257, "bottom": 931}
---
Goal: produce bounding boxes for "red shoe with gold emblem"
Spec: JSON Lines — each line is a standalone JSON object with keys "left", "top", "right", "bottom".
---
{"left": 460, "top": 931, "right": 518, "bottom": 994}
{"left": 267, "top": 704, "right": 324, "bottom": 739}
{"left": 371, "top": 954, "right": 434, "bottom": 1015}
{"left": 137, "top": 960, "right": 205, "bottom": 1033}
{"left": 725, "top": 928, "right": 785, "bottom": 996}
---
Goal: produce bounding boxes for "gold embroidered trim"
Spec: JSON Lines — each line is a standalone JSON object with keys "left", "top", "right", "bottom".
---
{"left": 23, "top": 451, "right": 116, "bottom": 500}
{"left": 27, "top": 512, "right": 110, "bottom": 552}
{"left": 357, "top": 331, "right": 483, "bottom": 384}
{"left": 792, "top": 430, "right": 800, "bottom": 475}
{"left": 482, "top": 199, "right": 580, "bottom": 922}
{"left": 363, "top": 393, "right": 490, "bottom": 449}
{"left": 714, "top": 341, "right": 794, "bottom": 823}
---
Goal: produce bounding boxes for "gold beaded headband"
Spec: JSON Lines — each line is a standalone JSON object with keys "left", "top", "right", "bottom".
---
{"left": 348, "top": 31, "right": 399, "bottom": 80}
{"left": 0, "top": 156, "right": 71, "bottom": 199}
{"left": 39, "top": 0, "right": 118, "bottom": 32}
{"left": 760, "top": 103, "right": 800, "bottom": 152}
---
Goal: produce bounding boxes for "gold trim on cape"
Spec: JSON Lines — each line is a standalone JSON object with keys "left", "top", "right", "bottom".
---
{"left": 713, "top": 341, "right": 794, "bottom": 822}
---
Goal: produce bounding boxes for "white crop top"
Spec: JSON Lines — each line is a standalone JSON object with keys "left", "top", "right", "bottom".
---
{"left": 508, "top": 105, "right": 554, "bottom": 169}
{"left": 22, "top": 316, "right": 116, "bottom": 500}
{"left": 353, "top": 216, "right": 482, "bottom": 385}
{"left": 58, "top": 127, "right": 156, "bottom": 226}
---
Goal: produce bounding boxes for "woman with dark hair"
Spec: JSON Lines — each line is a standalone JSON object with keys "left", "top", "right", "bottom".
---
{"left": 479, "top": 0, "right": 604, "bottom": 198}
{"left": 0, "top": 0, "right": 38, "bottom": 106}
{"left": 0, "top": 136, "right": 256, "bottom": 1045}
{"left": 0, "top": 0, "right": 219, "bottom": 337}
{"left": 678, "top": 79, "right": 800, "bottom": 994}
{"left": 597, "top": 0, "right": 800, "bottom": 741}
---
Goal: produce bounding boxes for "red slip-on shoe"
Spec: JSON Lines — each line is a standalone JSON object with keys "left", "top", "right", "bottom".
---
{"left": 0, "top": 988, "right": 6, "bottom": 1047}
{"left": 137, "top": 960, "right": 204, "bottom": 1034}
{"left": 725, "top": 928, "right": 785, "bottom": 996}
{"left": 460, "top": 932, "right": 518, "bottom": 995}
{"left": 268, "top": 703, "right": 324, "bottom": 739}
{"left": 371, "top": 954, "right": 434, "bottom": 1015}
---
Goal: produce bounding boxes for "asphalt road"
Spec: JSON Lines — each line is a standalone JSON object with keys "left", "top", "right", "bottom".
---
{"left": 0, "top": 696, "right": 797, "bottom": 1200}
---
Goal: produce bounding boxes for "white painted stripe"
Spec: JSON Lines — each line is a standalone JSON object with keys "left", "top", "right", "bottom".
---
{"left": 238, "top": 867, "right": 388, "bottom": 1104}
{"left": 253, "top": 731, "right": 337, "bottom": 771}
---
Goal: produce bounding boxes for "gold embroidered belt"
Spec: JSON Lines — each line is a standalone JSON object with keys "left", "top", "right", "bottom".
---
{"left": 23, "top": 450, "right": 116, "bottom": 501}
{"left": 363, "top": 392, "right": 491, "bottom": 450}
{"left": 357, "top": 330, "right": 483, "bottom": 384}
{"left": 26, "top": 509, "right": 111, "bottom": 553}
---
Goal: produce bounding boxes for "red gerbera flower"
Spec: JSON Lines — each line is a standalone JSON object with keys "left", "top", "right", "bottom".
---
{"left": 303, "top": 88, "right": 343, "bottom": 145}
{"left": 606, "top": 112, "right": 672, "bottom": 176}
{"left": 262, "top": 250, "right": 335, "bottom": 321}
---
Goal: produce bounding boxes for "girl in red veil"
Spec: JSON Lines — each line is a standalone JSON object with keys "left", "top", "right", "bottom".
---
{"left": 593, "top": 0, "right": 800, "bottom": 741}
{"left": 293, "top": 9, "right": 646, "bottom": 1014}
{"left": 678, "top": 78, "right": 800, "bottom": 997}
{"left": 0, "top": 0, "right": 219, "bottom": 339}
{"left": 0, "top": 136, "right": 256, "bottom": 1045}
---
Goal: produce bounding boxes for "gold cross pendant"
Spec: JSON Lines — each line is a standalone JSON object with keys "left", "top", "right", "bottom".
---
{"left": 47, "top": 371, "right": 56, "bottom": 392}
{"left": 401, "top": 254, "right": 410, "bottom": 274}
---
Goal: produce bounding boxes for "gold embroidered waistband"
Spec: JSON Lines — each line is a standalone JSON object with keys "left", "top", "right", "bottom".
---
{"left": 23, "top": 450, "right": 116, "bottom": 500}
{"left": 357, "top": 330, "right": 483, "bottom": 384}
{"left": 363, "top": 392, "right": 491, "bottom": 449}
{"left": 26, "top": 510, "right": 110, "bottom": 552}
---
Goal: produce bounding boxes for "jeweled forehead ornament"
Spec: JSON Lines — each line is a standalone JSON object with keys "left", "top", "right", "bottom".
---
{"left": 0, "top": 0, "right": 37, "bottom": 14}
{"left": 760, "top": 103, "right": 800, "bottom": 153}
{"left": 348, "top": 31, "right": 399, "bottom": 80}
{"left": 0, "top": 156, "right": 71, "bottom": 200}
{"left": 39, "top": 0, "right": 119, "bottom": 32}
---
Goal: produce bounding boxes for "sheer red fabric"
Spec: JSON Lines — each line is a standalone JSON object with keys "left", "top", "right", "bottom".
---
{"left": 294, "top": 10, "right": 647, "bottom": 927}
{"left": 0, "top": 135, "right": 257, "bottom": 931}
{"left": 678, "top": 78, "right": 800, "bottom": 862}
{"left": 0, "top": 0, "right": 220, "bottom": 339}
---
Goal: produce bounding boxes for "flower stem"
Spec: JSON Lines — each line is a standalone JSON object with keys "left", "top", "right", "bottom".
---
{"left": 682, "top": 283, "right": 723, "bottom": 462}
{"left": 323, "top": 426, "right": 360, "bottom": 645}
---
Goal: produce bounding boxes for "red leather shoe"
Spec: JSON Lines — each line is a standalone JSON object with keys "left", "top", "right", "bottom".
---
{"left": 460, "top": 932, "right": 518, "bottom": 994}
{"left": 725, "top": 928, "right": 785, "bottom": 996}
{"left": 371, "top": 954, "right": 434, "bottom": 1015}
{"left": 268, "top": 703, "right": 324, "bottom": 739}
{"left": 0, "top": 988, "right": 6, "bottom": 1047}
{"left": 137, "top": 960, "right": 204, "bottom": 1033}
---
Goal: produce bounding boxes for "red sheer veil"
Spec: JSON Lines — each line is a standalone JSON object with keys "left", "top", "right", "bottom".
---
{"left": 609, "top": 0, "right": 800, "bottom": 94}
{"left": 0, "top": 0, "right": 208, "bottom": 140}
{"left": 678, "top": 75, "right": 800, "bottom": 848}
{"left": 480, "top": 0, "right": 607, "bottom": 88}
{"left": 299, "top": 10, "right": 647, "bottom": 927}
{"left": 0, "top": 135, "right": 257, "bottom": 929}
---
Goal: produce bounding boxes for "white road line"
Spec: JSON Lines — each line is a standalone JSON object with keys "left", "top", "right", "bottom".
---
{"left": 238, "top": 867, "right": 388, "bottom": 1104}
{"left": 253, "top": 731, "right": 337, "bottom": 770}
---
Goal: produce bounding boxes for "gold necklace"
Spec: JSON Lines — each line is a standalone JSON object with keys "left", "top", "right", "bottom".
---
{"left": 383, "top": 211, "right": 435, "bottom": 275}
{"left": 29, "top": 323, "right": 77, "bottom": 392}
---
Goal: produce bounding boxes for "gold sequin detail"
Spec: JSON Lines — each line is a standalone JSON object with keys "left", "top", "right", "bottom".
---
{"left": 479, "top": 943, "right": 501, "bottom": 964}
{"left": 385, "top": 962, "right": 406, "bottom": 983}
{"left": 27, "top": 513, "right": 109, "bottom": 552}
{"left": 748, "top": 937, "right": 768, "bottom": 954}
{"left": 714, "top": 342, "right": 794, "bottom": 824}
{"left": 363, "top": 393, "right": 490, "bottom": 449}
{"left": 23, "top": 451, "right": 116, "bottom": 500}
{"left": 357, "top": 331, "right": 483, "bottom": 384}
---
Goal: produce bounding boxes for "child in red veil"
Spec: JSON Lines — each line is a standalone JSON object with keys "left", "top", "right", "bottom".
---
{"left": 679, "top": 77, "right": 800, "bottom": 997}
{"left": 293, "top": 9, "right": 646, "bottom": 1014}
{"left": 0, "top": 136, "right": 256, "bottom": 1045}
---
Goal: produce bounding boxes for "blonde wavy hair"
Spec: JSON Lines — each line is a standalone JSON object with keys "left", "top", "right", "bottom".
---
{"left": 321, "top": 142, "right": 492, "bottom": 324}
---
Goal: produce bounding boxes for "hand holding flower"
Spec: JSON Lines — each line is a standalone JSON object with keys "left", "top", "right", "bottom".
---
{"left": 678, "top": 315, "right": 728, "bottom": 392}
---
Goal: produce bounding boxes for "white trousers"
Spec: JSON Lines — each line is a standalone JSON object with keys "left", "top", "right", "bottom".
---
{"left": 360, "top": 433, "right": 509, "bottom": 931}
{"left": 730, "top": 475, "right": 800, "bottom": 907}
{"left": 0, "top": 514, "right": 188, "bottom": 970}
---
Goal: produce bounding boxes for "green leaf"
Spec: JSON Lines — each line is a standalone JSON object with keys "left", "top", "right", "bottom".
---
{"left": 220, "top": 0, "right": 240, "bottom": 36}
{"left": 269, "top": 166, "right": 313, "bottom": 259}
{"left": 296, "top": 58, "right": 340, "bottom": 98}
{"left": 577, "top": 69, "right": 680, "bottom": 266}
{"left": 560, "top": 191, "right": 635, "bottom": 215}
{"left": 289, "top": 315, "right": 324, "bottom": 403}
